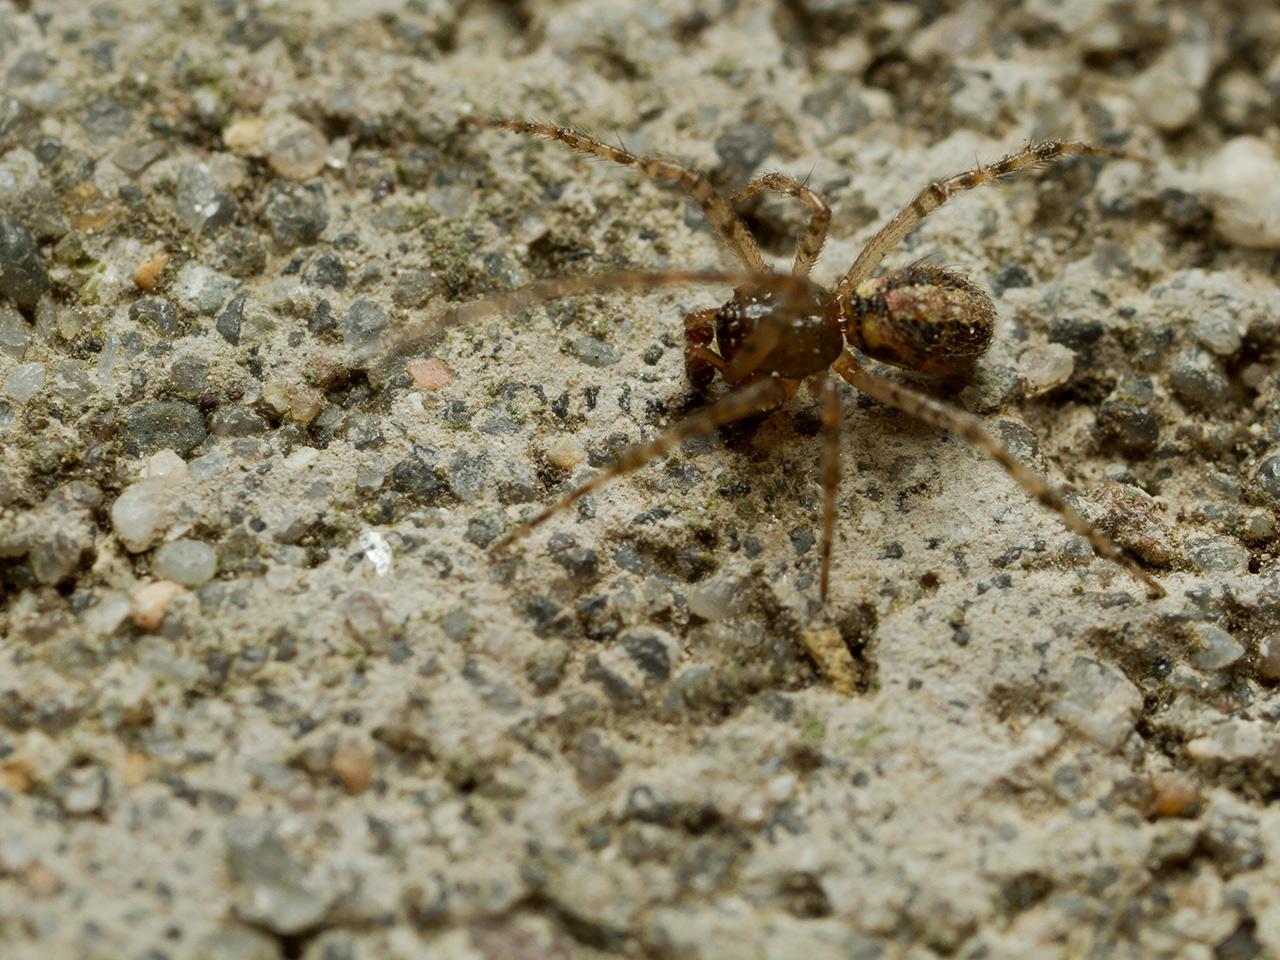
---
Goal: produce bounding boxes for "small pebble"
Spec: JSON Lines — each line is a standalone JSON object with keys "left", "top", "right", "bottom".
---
{"left": 132, "top": 580, "right": 185, "bottom": 631}
{"left": 143, "top": 449, "right": 189, "bottom": 480}
{"left": 344, "top": 298, "right": 388, "bottom": 350}
{"left": 1018, "top": 343, "right": 1075, "bottom": 397}
{"left": 133, "top": 252, "right": 169, "bottom": 291}
{"left": 1257, "top": 455, "right": 1280, "bottom": 508}
{"left": 1189, "top": 623, "right": 1245, "bottom": 671}
{"left": 545, "top": 435, "right": 587, "bottom": 470}
{"left": 261, "top": 180, "right": 328, "bottom": 250}
{"left": 408, "top": 357, "right": 455, "bottom": 390}
{"left": 153, "top": 539, "right": 218, "bottom": 586}
{"left": 111, "top": 477, "right": 182, "bottom": 552}
{"left": 1202, "top": 137, "right": 1280, "bottom": 249}
{"left": 1258, "top": 633, "right": 1280, "bottom": 681}
{"left": 330, "top": 735, "right": 374, "bottom": 793}
{"left": 0, "top": 214, "right": 49, "bottom": 310}
{"left": 0, "top": 304, "right": 31, "bottom": 359}
{"left": 266, "top": 118, "right": 328, "bottom": 180}
{"left": 2, "top": 362, "right": 44, "bottom": 402}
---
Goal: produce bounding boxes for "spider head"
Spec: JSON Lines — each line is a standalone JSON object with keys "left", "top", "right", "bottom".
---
{"left": 842, "top": 264, "right": 996, "bottom": 376}
{"left": 716, "top": 278, "right": 844, "bottom": 379}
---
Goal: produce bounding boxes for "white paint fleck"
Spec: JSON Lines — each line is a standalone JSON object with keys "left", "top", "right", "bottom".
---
{"left": 359, "top": 530, "right": 392, "bottom": 577}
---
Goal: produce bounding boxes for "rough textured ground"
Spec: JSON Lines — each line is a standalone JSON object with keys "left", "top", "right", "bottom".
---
{"left": 2, "top": 1, "right": 1280, "bottom": 958}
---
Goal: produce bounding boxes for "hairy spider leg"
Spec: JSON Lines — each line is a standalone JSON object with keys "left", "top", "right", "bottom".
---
{"left": 815, "top": 372, "right": 842, "bottom": 601}
{"left": 731, "top": 172, "right": 832, "bottom": 277}
{"left": 493, "top": 376, "right": 798, "bottom": 550}
{"left": 838, "top": 141, "right": 1130, "bottom": 292}
{"left": 462, "top": 117, "right": 767, "bottom": 271}
{"left": 830, "top": 351, "right": 1165, "bottom": 597}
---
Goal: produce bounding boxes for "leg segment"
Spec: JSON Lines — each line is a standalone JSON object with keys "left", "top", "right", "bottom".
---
{"left": 494, "top": 376, "right": 795, "bottom": 550}
{"left": 684, "top": 307, "right": 722, "bottom": 391}
{"left": 731, "top": 172, "right": 832, "bottom": 277}
{"left": 830, "top": 351, "right": 1165, "bottom": 597}
{"left": 463, "top": 116, "right": 766, "bottom": 271}
{"left": 837, "top": 141, "right": 1129, "bottom": 292}
{"left": 815, "top": 373, "right": 842, "bottom": 601}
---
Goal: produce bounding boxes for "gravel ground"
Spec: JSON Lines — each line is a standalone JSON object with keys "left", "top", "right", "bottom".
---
{"left": 2, "top": 1, "right": 1280, "bottom": 958}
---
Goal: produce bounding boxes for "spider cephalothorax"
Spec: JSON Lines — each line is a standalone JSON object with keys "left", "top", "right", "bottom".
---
{"left": 403, "top": 116, "right": 1165, "bottom": 602}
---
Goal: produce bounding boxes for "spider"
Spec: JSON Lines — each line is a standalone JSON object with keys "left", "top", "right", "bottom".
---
{"left": 403, "top": 116, "right": 1165, "bottom": 602}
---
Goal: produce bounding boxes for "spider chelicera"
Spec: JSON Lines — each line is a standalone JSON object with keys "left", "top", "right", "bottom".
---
{"left": 392, "top": 116, "right": 1165, "bottom": 602}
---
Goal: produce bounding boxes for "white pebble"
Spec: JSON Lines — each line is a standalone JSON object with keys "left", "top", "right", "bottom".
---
{"left": 1202, "top": 137, "right": 1280, "bottom": 249}
{"left": 2, "top": 362, "right": 44, "bottom": 402}
{"left": 153, "top": 538, "right": 217, "bottom": 586}
{"left": 111, "top": 477, "right": 181, "bottom": 552}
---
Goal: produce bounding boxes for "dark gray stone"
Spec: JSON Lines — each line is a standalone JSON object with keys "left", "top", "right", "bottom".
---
{"left": 80, "top": 96, "right": 132, "bottom": 140}
{"left": 216, "top": 292, "right": 246, "bottom": 345}
{"left": 0, "top": 214, "right": 49, "bottom": 310}
{"left": 261, "top": 180, "right": 328, "bottom": 249}
{"left": 210, "top": 405, "right": 270, "bottom": 437}
{"left": 1257, "top": 455, "right": 1280, "bottom": 507}
{"left": 714, "top": 122, "right": 774, "bottom": 181}
{"left": 303, "top": 251, "right": 347, "bottom": 290}
{"left": 121, "top": 401, "right": 207, "bottom": 456}
{"left": 344, "top": 298, "right": 388, "bottom": 349}
{"left": 1097, "top": 376, "right": 1158, "bottom": 455}
{"left": 175, "top": 164, "right": 236, "bottom": 233}
{"left": 129, "top": 297, "right": 182, "bottom": 336}
{"left": 212, "top": 227, "right": 267, "bottom": 278}
{"left": 1169, "top": 348, "right": 1229, "bottom": 408}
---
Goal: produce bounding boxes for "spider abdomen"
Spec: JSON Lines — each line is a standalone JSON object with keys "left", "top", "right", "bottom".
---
{"left": 845, "top": 264, "right": 996, "bottom": 376}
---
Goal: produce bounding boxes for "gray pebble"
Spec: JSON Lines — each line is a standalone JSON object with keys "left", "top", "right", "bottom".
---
{"left": 801, "top": 82, "right": 871, "bottom": 139}
{"left": 1184, "top": 533, "right": 1249, "bottom": 573}
{"left": 1169, "top": 348, "right": 1229, "bottom": 408}
{"left": 261, "top": 180, "right": 328, "bottom": 249}
{"left": 0, "top": 304, "right": 31, "bottom": 358}
{"left": 121, "top": 400, "right": 207, "bottom": 456}
{"left": 176, "top": 263, "right": 238, "bottom": 316}
{"left": 1051, "top": 657, "right": 1141, "bottom": 749}
{"left": 225, "top": 818, "right": 337, "bottom": 935}
{"left": 2, "top": 361, "right": 42, "bottom": 401}
{"left": 303, "top": 251, "right": 347, "bottom": 290}
{"left": 567, "top": 335, "right": 619, "bottom": 368}
{"left": 175, "top": 163, "right": 236, "bottom": 233}
{"left": 0, "top": 214, "right": 50, "bottom": 310}
{"left": 1189, "top": 623, "right": 1245, "bottom": 671}
{"left": 129, "top": 297, "right": 182, "bottom": 336}
{"left": 714, "top": 122, "right": 773, "bottom": 182}
{"left": 154, "top": 538, "right": 218, "bottom": 586}
{"left": 53, "top": 764, "right": 109, "bottom": 816}
{"left": 1192, "top": 312, "right": 1243, "bottom": 357}
{"left": 441, "top": 607, "right": 475, "bottom": 643}
{"left": 445, "top": 450, "right": 488, "bottom": 502}
{"left": 210, "top": 406, "right": 269, "bottom": 437}
{"left": 169, "top": 355, "right": 210, "bottom": 397}
{"left": 212, "top": 227, "right": 267, "bottom": 278}
{"left": 191, "top": 926, "right": 283, "bottom": 960}
{"left": 344, "top": 298, "right": 388, "bottom": 349}
{"left": 1097, "top": 375, "right": 1159, "bottom": 455}
{"left": 0, "top": 95, "right": 37, "bottom": 150}
{"left": 1257, "top": 455, "right": 1280, "bottom": 507}
{"left": 80, "top": 96, "right": 132, "bottom": 140}
{"left": 216, "top": 292, "right": 246, "bottom": 345}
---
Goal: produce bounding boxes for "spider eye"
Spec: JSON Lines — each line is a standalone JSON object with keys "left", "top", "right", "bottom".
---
{"left": 848, "top": 266, "right": 995, "bottom": 376}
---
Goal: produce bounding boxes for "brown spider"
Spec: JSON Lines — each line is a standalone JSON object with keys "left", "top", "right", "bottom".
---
{"left": 401, "top": 116, "right": 1165, "bottom": 602}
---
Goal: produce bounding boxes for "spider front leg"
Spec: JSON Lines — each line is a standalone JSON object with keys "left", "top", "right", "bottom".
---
{"left": 731, "top": 172, "right": 832, "bottom": 277}
{"left": 830, "top": 351, "right": 1165, "bottom": 598}
{"left": 494, "top": 376, "right": 797, "bottom": 551}
{"left": 838, "top": 140, "right": 1130, "bottom": 292}
{"left": 461, "top": 116, "right": 766, "bottom": 271}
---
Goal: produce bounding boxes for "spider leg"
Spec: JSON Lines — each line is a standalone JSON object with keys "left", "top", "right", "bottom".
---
{"left": 684, "top": 307, "right": 723, "bottom": 391}
{"left": 493, "top": 376, "right": 795, "bottom": 550}
{"left": 370, "top": 268, "right": 775, "bottom": 362}
{"left": 814, "top": 372, "right": 842, "bottom": 601}
{"left": 830, "top": 351, "right": 1165, "bottom": 598}
{"left": 462, "top": 117, "right": 767, "bottom": 271}
{"left": 731, "top": 172, "right": 832, "bottom": 277}
{"left": 837, "top": 141, "right": 1130, "bottom": 292}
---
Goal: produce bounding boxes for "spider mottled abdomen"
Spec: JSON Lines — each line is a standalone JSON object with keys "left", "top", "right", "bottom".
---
{"left": 409, "top": 116, "right": 1166, "bottom": 602}
{"left": 845, "top": 263, "right": 996, "bottom": 376}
